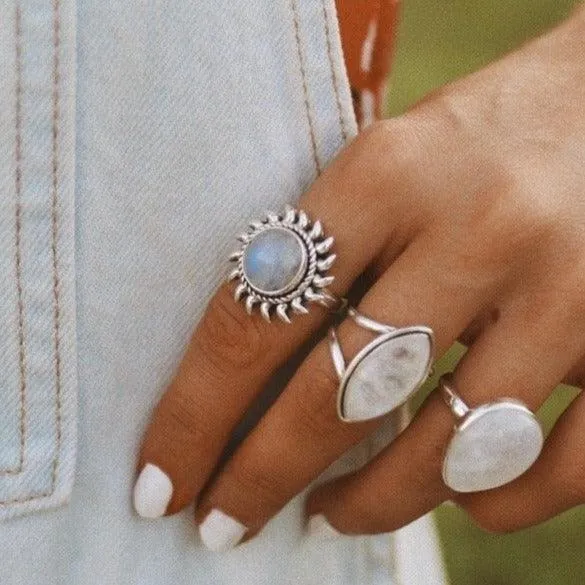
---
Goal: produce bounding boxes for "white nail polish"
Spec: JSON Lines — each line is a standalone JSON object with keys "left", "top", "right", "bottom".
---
{"left": 199, "top": 509, "right": 247, "bottom": 552}
{"left": 133, "top": 463, "right": 173, "bottom": 518}
{"left": 307, "top": 514, "right": 342, "bottom": 540}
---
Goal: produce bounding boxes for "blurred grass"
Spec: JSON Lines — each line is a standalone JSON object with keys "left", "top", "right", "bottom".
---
{"left": 385, "top": 2, "right": 585, "bottom": 583}
{"left": 387, "top": 0, "right": 579, "bottom": 116}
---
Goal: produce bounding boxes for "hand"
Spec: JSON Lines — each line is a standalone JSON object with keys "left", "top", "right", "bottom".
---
{"left": 133, "top": 6, "right": 585, "bottom": 550}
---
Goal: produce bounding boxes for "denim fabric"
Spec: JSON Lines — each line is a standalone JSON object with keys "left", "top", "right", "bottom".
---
{"left": 0, "top": 1, "right": 446, "bottom": 583}
{"left": 0, "top": 0, "right": 77, "bottom": 521}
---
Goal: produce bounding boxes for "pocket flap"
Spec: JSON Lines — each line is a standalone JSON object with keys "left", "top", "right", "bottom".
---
{"left": 0, "top": 0, "right": 77, "bottom": 520}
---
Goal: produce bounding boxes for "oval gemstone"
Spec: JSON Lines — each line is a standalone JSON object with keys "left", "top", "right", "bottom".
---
{"left": 242, "top": 227, "right": 307, "bottom": 296}
{"left": 340, "top": 330, "right": 432, "bottom": 422}
{"left": 443, "top": 404, "right": 544, "bottom": 493}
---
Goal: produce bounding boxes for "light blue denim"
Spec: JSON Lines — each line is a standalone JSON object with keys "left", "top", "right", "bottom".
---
{"left": 0, "top": 0, "right": 447, "bottom": 583}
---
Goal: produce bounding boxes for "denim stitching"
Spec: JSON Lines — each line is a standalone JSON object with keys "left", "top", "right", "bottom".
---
{"left": 288, "top": 0, "right": 322, "bottom": 175}
{"left": 0, "top": 0, "right": 62, "bottom": 505}
{"left": 49, "top": 0, "right": 64, "bottom": 495}
{"left": 0, "top": 1, "right": 27, "bottom": 477}
{"left": 320, "top": 0, "right": 348, "bottom": 143}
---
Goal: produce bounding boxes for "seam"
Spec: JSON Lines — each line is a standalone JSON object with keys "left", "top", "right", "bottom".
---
{"left": 50, "top": 0, "right": 64, "bottom": 498}
{"left": 0, "top": 0, "right": 62, "bottom": 506}
{"left": 320, "top": 0, "right": 348, "bottom": 143}
{"left": 288, "top": 0, "right": 322, "bottom": 175}
{"left": 0, "top": 1, "right": 27, "bottom": 476}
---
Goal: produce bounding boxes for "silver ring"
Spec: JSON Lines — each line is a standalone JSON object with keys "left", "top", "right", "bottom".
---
{"left": 331, "top": 307, "right": 435, "bottom": 423}
{"left": 228, "top": 205, "right": 343, "bottom": 323}
{"left": 440, "top": 374, "right": 544, "bottom": 493}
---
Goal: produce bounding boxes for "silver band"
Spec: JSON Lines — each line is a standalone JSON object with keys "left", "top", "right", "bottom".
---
{"left": 439, "top": 375, "right": 544, "bottom": 493}
{"left": 346, "top": 307, "right": 397, "bottom": 335}
{"left": 316, "top": 290, "right": 347, "bottom": 313}
{"left": 440, "top": 374, "right": 471, "bottom": 419}
{"left": 331, "top": 308, "right": 435, "bottom": 423}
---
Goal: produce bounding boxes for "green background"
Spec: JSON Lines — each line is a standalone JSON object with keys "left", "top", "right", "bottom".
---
{"left": 385, "top": 2, "right": 585, "bottom": 584}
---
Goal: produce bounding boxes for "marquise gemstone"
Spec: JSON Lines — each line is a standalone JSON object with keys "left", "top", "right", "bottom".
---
{"left": 243, "top": 227, "right": 307, "bottom": 295}
{"left": 341, "top": 330, "right": 432, "bottom": 422}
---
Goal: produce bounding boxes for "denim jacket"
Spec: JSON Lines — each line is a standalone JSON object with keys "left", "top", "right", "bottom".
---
{"left": 0, "top": 1, "right": 446, "bottom": 583}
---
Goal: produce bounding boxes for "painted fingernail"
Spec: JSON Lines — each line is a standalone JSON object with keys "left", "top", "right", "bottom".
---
{"left": 307, "top": 514, "right": 342, "bottom": 540}
{"left": 133, "top": 463, "right": 173, "bottom": 518}
{"left": 199, "top": 509, "right": 248, "bottom": 552}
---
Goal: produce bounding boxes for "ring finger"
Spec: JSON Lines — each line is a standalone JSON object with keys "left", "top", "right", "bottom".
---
{"left": 194, "top": 227, "right": 498, "bottom": 550}
{"left": 304, "top": 282, "right": 585, "bottom": 536}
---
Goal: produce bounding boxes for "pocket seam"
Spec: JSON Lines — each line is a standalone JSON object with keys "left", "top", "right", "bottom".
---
{"left": 320, "top": 0, "right": 349, "bottom": 144}
{"left": 288, "top": 0, "right": 322, "bottom": 175}
{"left": 0, "top": 0, "right": 64, "bottom": 507}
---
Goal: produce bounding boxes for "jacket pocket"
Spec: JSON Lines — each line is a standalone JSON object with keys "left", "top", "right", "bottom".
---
{"left": 0, "top": 0, "right": 77, "bottom": 520}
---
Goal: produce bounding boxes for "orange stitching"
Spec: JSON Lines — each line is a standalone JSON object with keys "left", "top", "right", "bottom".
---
{"left": 1, "top": 1, "right": 27, "bottom": 477}
{"left": 289, "top": 0, "right": 322, "bottom": 175}
{"left": 0, "top": 0, "right": 62, "bottom": 505}
{"left": 320, "top": 0, "right": 348, "bottom": 143}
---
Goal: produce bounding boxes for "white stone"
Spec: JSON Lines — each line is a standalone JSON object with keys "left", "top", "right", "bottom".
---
{"left": 340, "top": 329, "right": 432, "bottom": 422}
{"left": 242, "top": 227, "right": 306, "bottom": 295}
{"left": 442, "top": 403, "right": 544, "bottom": 493}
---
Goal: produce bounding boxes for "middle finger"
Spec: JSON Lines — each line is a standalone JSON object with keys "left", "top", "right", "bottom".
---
{"left": 195, "top": 229, "right": 495, "bottom": 550}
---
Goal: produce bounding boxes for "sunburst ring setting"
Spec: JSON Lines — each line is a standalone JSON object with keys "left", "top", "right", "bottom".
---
{"left": 228, "top": 205, "right": 339, "bottom": 323}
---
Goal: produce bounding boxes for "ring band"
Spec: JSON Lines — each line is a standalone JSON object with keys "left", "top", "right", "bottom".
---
{"left": 331, "top": 308, "right": 435, "bottom": 423}
{"left": 439, "top": 374, "right": 544, "bottom": 493}
{"left": 228, "top": 205, "right": 343, "bottom": 323}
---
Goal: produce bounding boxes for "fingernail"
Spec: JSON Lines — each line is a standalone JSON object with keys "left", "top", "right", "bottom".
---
{"left": 307, "top": 514, "right": 342, "bottom": 540}
{"left": 199, "top": 509, "right": 248, "bottom": 552}
{"left": 133, "top": 463, "right": 173, "bottom": 518}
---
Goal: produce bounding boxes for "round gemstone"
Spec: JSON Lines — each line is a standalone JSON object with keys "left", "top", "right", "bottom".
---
{"left": 443, "top": 403, "right": 544, "bottom": 493}
{"left": 242, "top": 227, "right": 307, "bottom": 296}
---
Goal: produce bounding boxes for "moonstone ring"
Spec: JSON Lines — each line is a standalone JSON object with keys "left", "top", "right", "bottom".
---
{"left": 330, "top": 308, "right": 435, "bottom": 423}
{"left": 440, "top": 375, "right": 544, "bottom": 493}
{"left": 228, "top": 206, "right": 342, "bottom": 323}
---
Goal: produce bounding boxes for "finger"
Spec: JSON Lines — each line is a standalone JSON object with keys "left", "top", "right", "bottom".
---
{"left": 459, "top": 390, "right": 584, "bottom": 533}
{"left": 305, "top": 283, "right": 585, "bottom": 535}
{"left": 194, "top": 227, "right": 500, "bottom": 550}
{"left": 305, "top": 392, "right": 453, "bottom": 536}
{"left": 133, "top": 122, "right": 425, "bottom": 518}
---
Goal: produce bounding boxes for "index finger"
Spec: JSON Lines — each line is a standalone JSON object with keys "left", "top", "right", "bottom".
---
{"left": 132, "top": 123, "right": 422, "bottom": 518}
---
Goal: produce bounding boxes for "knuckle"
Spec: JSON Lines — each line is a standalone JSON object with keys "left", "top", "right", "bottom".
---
{"left": 196, "top": 284, "right": 268, "bottom": 370}
{"left": 461, "top": 497, "right": 529, "bottom": 535}
{"left": 224, "top": 460, "right": 291, "bottom": 518}
{"left": 453, "top": 177, "right": 559, "bottom": 271}
{"left": 359, "top": 118, "right": 427, "bottom": 176}
{"left": 462, "top": 501, "right": 518, "bottom": 534}
{"left": 504, "top": 186, "right": 560, "bottom": 244}
{"left": 346, "top": 495, "right": 393, "bottom": 534}
{"left": 153, "top": 390, "right": 217, "bottom": 456}
{"left": 336, "top": 117, "right": 437, "bottom": 233}
{"left": 291, "top": 360, "right": 342, "bottom": 440}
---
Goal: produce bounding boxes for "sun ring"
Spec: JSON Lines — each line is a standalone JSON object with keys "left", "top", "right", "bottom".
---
{"left": 228, "top": 205, "right": 342, "bottom": 323}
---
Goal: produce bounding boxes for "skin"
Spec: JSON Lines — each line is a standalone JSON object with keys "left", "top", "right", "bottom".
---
{"left": 137, "top": 4, "right": 585, "bottom": 542}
